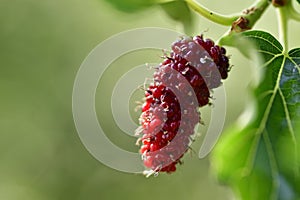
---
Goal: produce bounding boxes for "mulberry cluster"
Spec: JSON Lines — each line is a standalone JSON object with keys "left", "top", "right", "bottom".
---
{"left": 136, "top": 35, "right": 230, "bottom": 175}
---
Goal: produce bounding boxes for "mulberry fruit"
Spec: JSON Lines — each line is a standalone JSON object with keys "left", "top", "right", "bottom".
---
{"left": 136, "top": 35, "right": 230, "bottom": 176}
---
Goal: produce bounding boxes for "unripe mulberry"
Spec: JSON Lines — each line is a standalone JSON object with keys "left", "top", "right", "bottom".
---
{"left": 136, "top": 35, "right": 230, "bottom": 176}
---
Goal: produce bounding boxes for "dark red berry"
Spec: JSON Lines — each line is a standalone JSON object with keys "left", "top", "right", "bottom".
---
{"left": 136, "top": 35, "right": 230, "bottom": 176}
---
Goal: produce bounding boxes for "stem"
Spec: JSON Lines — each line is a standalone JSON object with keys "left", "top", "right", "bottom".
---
{"left": 277, "top": 8, "right": 289, "bottom": 52}
{"left": 185, "top": 0, "right": 238, "bottom": 26}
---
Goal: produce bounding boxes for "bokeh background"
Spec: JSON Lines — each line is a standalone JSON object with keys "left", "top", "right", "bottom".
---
{"left": 1, "top": 0, "right": 300, "bottom": 199}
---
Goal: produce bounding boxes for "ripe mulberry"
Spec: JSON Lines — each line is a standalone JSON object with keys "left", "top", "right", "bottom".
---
{"left": 136, "top": 35, "right": 230, "bottom": 176}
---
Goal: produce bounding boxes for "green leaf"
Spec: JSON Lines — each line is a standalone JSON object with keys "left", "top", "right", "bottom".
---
{"left": 296, "top": 0, "right": 300, "bottom": 5}
{"left": 160, "top": 1, "right": 194, "bottom": 34}
{"left": 103, "top": 0, "right": 157, "bottom": 12}
{"left": 103, "top": 0, "right": 193, "bottom": 33}
{"left": 211, "top": 30, "right": 300, "bottom": 200}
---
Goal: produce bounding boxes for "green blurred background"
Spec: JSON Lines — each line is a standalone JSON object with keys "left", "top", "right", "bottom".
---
{"left": 1, "top": 0, "right": 299, "bottom": 199}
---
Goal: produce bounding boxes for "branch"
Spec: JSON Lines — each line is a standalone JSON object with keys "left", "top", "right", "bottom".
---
{"left": 185, "top": 0, "right": 270, "bottom": 30}
{"left": 185, "top": 0, "right": 238, "bottom": 26}
{"left": 218, "top": 0, "right": 271, "bottom": 46}
{"left": 231, "top": 0, "right": 271, "bottom": 32}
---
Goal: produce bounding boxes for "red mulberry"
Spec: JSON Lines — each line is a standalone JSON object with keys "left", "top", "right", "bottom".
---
{"left": 136, "top": 35, "right": 230, "bottom": 176}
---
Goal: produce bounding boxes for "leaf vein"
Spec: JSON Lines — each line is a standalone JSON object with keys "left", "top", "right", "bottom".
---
{"left": 261, "top": 54, "right": 283, "bottom": 68}
{"left": 288, "top": 57, "right": 300, "bottom": 74}
{"left": 278, "top": 87, "right": 299, "bottom": 176}
{"left": 258, "top": 50, "right": 277, "bottom": 56}
{"left": 245, "top": 56, "right": 286, "bottom": 176}
{"left": 263, "top": 130, "right": 279, "bottom": 200}
{"left": 244, "top": 34, "right": 282, "bottom": 53}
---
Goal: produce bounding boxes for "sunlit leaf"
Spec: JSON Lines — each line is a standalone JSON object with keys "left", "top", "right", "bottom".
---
{"left": 212, "top": 30, "right": 300, "bottom": 200}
